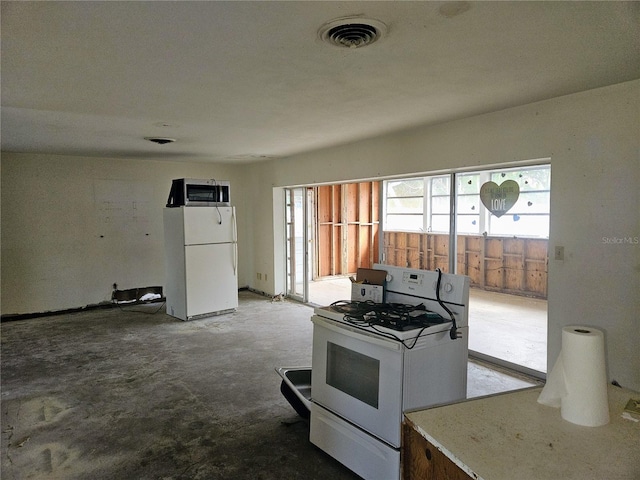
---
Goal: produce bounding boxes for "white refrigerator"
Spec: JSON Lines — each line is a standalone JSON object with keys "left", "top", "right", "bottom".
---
{"left": 163, "top": 206, "right": 238, "bottom": 320}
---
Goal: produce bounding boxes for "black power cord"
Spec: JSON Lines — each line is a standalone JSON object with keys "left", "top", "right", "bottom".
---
{"left": 435, "top": 268, "right": 460, "bottom": 340}
{"left": 328, "top": 300, "right": 447, "bottom": 349}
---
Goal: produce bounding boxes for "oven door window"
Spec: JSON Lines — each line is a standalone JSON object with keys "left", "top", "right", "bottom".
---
{"left": 326, "top": 342, "right": 380, "bottom": 408}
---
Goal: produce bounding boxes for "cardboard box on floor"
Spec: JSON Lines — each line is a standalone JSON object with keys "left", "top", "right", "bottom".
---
{"left": 350, "top": 268, "right": 387, "bottom": 303}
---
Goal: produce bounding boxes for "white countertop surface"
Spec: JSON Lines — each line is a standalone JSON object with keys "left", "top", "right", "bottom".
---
{"left": 405, "top": 385, "right": 640, "bottom": 480}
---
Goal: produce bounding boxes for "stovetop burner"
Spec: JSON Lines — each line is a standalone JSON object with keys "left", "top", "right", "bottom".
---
{"left": 328, "top": 300, "right": 446, "bottom": 331}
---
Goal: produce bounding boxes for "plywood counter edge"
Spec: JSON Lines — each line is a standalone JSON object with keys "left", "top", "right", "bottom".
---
{"left": 403, "top": 415, "right": 485, "bottom": 480}
{"left": 403, "top": 385, "right": 541, "bottom": 479}
{"left": 401, "top": 387, "right": 538, "bottom": 480}
{"left": 403, "top": 385, "right": 640, "bottom": 480}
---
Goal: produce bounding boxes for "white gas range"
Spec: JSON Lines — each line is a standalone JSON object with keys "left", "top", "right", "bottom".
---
{"left": 309, "top": 264, "right": 470, "bottom": 480}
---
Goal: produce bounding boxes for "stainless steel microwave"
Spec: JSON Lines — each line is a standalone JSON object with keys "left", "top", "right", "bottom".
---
{"left": 166, "top": 178, "right": 231, "bottom": 207}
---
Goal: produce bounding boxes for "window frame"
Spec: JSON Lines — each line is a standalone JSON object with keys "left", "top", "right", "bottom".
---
{"left": 383, "top": 164, "right": 550, "bottom": 239}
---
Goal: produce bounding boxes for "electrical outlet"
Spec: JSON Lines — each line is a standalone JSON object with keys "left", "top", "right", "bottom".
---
{"left": 257, "top": 273, "right": 262, "bottom": 280}
{"left": 264, "top": 274, "right": 267, "bottom": 282}
{"left": 554, "top": 246, "right": 564, "bottom": 261}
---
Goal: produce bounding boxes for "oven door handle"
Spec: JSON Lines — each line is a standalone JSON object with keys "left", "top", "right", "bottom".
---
{"left": 311, "top": 316, "right": 402, "bottom": 351}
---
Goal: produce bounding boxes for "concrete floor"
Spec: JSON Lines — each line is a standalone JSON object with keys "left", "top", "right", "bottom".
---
{"left": 309, "top": 277, "right": 548, "bottom": 375}
{"left": 467, "top": 289, "right": 547, "bottom": 374}
{"left": 1, "top": 290, "right": 539, "bottom": 480}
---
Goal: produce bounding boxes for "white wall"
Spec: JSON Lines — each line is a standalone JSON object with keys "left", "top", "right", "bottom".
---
{"left": 0, "top": 154, "right": 249, "bottom": 314}
{"left": 246, "top": 80, "right": 640, "bottom": 390}
{"left": 2, "top": 81, "right": 638, "bottom": 390}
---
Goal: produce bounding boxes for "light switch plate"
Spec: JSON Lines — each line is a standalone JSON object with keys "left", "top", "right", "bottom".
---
{"left": 554, "top": 246, "right": 564, "bottom": 261}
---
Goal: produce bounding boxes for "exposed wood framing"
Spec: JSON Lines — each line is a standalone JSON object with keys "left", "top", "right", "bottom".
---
{"left": 315, "top": 182, "right": 380, "bottom": 278}
{"left": 384, "top": 232, "right": 548, "bottom": 298}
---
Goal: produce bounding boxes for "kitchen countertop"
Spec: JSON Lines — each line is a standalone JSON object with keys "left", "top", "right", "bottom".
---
{"left": 404, "top": 385, "right": 640, "bottom": 480}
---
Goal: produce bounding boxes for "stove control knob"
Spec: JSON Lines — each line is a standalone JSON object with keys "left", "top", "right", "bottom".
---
{"left": 444, "top": 282, "right": 454, "bottom": 293}
{"left": 386, "top": 274, "right": 393, "bottom": 282}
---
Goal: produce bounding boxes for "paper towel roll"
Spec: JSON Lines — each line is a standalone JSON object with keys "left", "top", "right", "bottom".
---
{"left": 537, "top": 326, "right": 609, "bottom": 427}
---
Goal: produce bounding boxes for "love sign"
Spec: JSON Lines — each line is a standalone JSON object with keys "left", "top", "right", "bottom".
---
{"left": 480, "top": 180, "right": 520, "bottom": 218}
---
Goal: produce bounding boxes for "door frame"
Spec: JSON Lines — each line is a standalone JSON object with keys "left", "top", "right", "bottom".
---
{"left": 284, "top": 187, "right": 313, "bottom": 302}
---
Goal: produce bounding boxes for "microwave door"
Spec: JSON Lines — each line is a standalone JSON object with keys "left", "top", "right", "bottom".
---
{"left": 187, "top": 184, "right": 217, "bottom": 203}
{"left": 184, "top": 181, "right": 231, "bottom": 206}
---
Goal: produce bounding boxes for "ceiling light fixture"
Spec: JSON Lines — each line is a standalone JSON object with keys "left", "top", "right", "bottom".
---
{"left": 319, "top": 16, "right": 387, "bottom": 49}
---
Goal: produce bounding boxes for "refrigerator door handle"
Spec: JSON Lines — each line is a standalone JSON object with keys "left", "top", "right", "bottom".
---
{"left": 232, "top": 208, "right": 237, "bottom": 243}
{"left": 232, "top": 208, "right": 238, "bottom": 275}
{"left": 234, "top": 242, "right": 238, "bottom": 275}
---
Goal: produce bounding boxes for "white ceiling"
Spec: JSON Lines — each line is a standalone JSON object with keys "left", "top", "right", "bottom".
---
{"left": 2, "top": 1, "right": 639, "bottom": 164}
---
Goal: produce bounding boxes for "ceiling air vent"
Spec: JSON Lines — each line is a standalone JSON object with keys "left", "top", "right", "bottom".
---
{"left": 145, "top": 137, "right": 176, "bottom": 145}
{"left": 319, "top": 17, "right": 387, "bottom": 49}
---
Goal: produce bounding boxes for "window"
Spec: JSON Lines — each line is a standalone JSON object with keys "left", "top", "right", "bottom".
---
{"left": 456, "top": 173, "right": 480, "bottom": 234}
{"left": 384, "top": 179, "right": 424, "bottom": 231}
{"left": 429, "top": 176, "right": 450, "bottom": 233}
{"left": 384, "top": 175, "right": 450, "bottom": 232}
{"left": 383, "top": 164, "right": 550, "bottom": 238}
{"left": 487, "top": 166, "right": 550, "bottom": 238}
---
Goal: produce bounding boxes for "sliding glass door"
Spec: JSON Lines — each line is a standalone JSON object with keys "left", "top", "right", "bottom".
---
{"left": 382, "top": 163, "right": 550, "bottom": 376}
{"left": 285, "top": 188, "right": 313, "bottom": 302}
